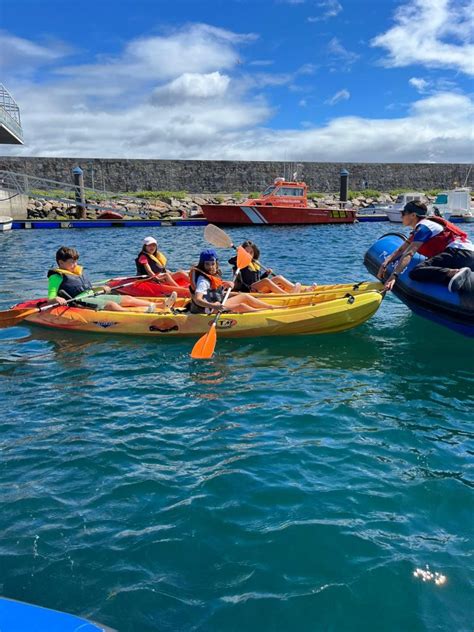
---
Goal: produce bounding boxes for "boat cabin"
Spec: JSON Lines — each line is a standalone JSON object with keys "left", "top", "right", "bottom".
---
{"left": 246, "top": 178, "right": 308, "bottom": 208}
{"left": 392, "top": 192, "right": 425, "bottom": 210}
{"left": 432, "top": 188, "right": 472, "bottom": 216}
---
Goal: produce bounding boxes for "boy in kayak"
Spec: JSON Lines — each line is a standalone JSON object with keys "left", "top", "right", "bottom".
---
{"left": 48, "top": 246, "right": 162, "bottom": 312}
{"left": 136, "top": 236, "right": 189, "bottom": 287}
{"left": 189, "top": 249, "right": 276, "bottom": 313}
{"left": 378, "top": 201, "right": 474, "bottom": 293}
{"left": 228, "top": 240, "right": 308, "bottom": 294}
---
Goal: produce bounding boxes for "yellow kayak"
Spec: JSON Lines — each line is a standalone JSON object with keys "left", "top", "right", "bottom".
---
{"left": 146, "top": 280, "right": 383, "bottom": 310}
{"left": 16, "top": 290, "right": 383, "bottom": 337}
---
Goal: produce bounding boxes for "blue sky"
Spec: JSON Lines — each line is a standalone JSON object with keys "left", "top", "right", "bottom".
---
{"left": 1, "top": 0, "right": 473, "bottom": 161}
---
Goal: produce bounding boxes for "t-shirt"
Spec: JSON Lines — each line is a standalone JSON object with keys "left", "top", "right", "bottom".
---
{"left": 412, "top": 219, "right": 474, "bottom": 251}
{"left": 195, "top": 276, "right": 211, "bottom": 294}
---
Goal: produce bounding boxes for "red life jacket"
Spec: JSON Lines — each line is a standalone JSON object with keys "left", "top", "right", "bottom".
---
{"left": 410, "top": 217, "right": 469, "bottom": 258}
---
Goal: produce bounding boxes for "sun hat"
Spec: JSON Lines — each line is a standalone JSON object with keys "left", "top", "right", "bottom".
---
{"left": 143, "top": 236, "right": 158, "bottom": 245}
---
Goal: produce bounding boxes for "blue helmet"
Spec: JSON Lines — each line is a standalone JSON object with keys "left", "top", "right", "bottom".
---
{"left": 199, "top": 248, "right": 218, "bottom": 262}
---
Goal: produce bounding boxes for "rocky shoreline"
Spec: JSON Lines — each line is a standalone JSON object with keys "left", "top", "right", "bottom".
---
{"left": 25, "top": 191, "right": 424, "bottom": 220}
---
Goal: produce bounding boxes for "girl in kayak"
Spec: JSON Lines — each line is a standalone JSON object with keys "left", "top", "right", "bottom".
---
{"left": 228, "top": 241, "right": 313, "bottom": 294}
{"left": 190, "top": 249, "right": 276, "bottom": 314}
{"left": 136, "top": 236, "right": 189, "bottom": 287}
{"left": 48, "top": 246, "right": 165, "bottom": 312}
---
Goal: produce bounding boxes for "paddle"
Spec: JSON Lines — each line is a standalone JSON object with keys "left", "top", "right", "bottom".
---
{"left": 0, "top": 277, "right": 149, "bottom": 329}
{"left": 203, "top": 224, "right": 274, "bottom": 276}
{"left": 190, "top": 246, "right": 253, "bottom": 360}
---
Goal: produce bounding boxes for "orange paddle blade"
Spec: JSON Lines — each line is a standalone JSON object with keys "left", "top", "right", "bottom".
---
{"left": 236, "top": 246, "right": 253, "bottom": 269}
{"left": 190, "top": 323, "right": 217, "bottom": 359}
{"left": 0, "top": 306, "right": 39, "bottom": 329}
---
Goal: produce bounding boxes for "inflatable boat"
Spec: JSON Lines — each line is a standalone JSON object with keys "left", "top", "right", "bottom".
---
{"left": 0, "top": 596, "right": 115, "bottom": 631}
{"left": 364, "top": 232, "right": 474, "bottom": 337}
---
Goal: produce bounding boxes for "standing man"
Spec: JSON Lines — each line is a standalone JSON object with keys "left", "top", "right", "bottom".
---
{"left": 378, "top": 201, "right": 474, "bottom": 293}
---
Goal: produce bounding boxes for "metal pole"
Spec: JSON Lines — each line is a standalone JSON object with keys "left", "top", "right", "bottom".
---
{"left": 89, "top": 161, "right": 95, "bottom": 191}
{"left": 72, "top": 166, "right": 86, "bottom": 219}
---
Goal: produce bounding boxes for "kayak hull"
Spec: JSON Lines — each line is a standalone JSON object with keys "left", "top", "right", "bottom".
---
{"left": 15, "top": 291, "right": 383, "bottom": 338}
{"left": 364, "top": 232, "right": 474, "bottom": 337}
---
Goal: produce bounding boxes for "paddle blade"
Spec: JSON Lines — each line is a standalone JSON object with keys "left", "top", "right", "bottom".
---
{"left": 236, "top": 245, "right": 253, "bottom": 270}
{"left": 0, "top": 307, "right": 38, "bottom": 329}
{"left": 204, "top": 224, "right": 233, "bottom": 248}
{"left": 190, "top": 323, "right": 217, "bottom": 359}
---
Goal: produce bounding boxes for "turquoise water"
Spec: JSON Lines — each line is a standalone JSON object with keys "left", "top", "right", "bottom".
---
{"left": 0, "top": 224, "right": 473, "bottom": 632}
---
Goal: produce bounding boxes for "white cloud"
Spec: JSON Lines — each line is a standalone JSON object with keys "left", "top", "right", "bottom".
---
{"left": 327, "top": 38, "right": 359, "bottom": 66}
{"left": 0, "top": 31, "right": 70, "bottom": 74}
{"left": 249, "top": 60, "right": 274, "bottom": 67}
{"left": 372, "top": 0, "right": 474, "bottom": 76}
{"left": 326, "top": 89, "right": 350, "bottom": 104}
{"left": 55, "top": 24, "right": 256, "bottom": 85}
{"left": 1, "top": 27, "right": 473, "bottom": 164}
{"left": 151, "top": 72, "right": 230, "bottom": 105}
{"left": 409, "top": 77, "right": 429, "bottom": 93}
{"left": 297, "top": 63, "right": 317, "bottom": 75}
{"left": 308, "top": 0, "right": 342, "bottom": 22}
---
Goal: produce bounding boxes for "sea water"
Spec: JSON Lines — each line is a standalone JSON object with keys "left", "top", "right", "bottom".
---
{"left": 0, "top": 223, "right": 472, "bottom": 631}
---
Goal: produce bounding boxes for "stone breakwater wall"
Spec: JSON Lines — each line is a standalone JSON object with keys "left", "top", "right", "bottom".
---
{"left": 23, "top": 192, "right": 429, "bottom": 221}
{"left": 0, "top": 157, "right": 472, "bottom": 193}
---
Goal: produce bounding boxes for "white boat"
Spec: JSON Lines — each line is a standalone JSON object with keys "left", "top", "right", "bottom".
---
{"left": 0, "top": 216, "right": 13, "bottom": 231}
{"left": 430, "top": 188, "right": 474, "bottom": 222}
{"left": 386, "top": 192, "right": 425, "bottom": 223}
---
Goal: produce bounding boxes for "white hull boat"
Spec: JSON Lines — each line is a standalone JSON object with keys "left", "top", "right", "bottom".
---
{"left": 0, "top": 216, "right": 13, "bottom": 231}
{"left": 386, "top": 192, "right": 425, "bottom": 223}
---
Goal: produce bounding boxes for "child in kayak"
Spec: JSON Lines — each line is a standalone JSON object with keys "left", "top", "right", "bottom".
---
{"left": 136, "top": 236, "right": 189, "bottom": 287}
{"left": 228, "top": 241, "right": 312, "bottom": 294}
{"left": 48, "top": 246, "right": 165, "bottom": 312}
{"left": 189, "top": 249, "right": 276, "bottom": 314}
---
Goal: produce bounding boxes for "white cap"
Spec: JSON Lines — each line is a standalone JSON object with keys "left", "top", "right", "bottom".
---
{"left": 143, "top": 236, "right": 157, "bottom": 245}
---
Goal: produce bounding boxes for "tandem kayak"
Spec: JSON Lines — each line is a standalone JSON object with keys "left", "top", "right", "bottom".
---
{"left": 0, "top": 597, "right": 115, "bottom": 631}
{"left": 364, "top": 232, "right": 474, "bottom": 337}
{"left": 13, "top": 291, "right": 383, "bottom": 338}
{"left": 106, "top": 275, "right": 382, "bottom": 300}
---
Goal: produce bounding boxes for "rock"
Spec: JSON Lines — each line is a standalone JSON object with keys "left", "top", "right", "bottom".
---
{"left": 192, "top": 196, "right": 209, "bottom": 206}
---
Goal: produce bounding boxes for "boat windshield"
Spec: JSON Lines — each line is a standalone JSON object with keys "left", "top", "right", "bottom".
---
{"left": 434, "top": 194, "right": 448, "bottom": 204}
{"left": 262, "top": 186, "right": 275, "bottom": 197}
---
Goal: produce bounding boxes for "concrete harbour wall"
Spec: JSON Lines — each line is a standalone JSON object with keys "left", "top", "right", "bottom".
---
{"left": 0, "top": 187, "right": 28, "bottom": 219}
{"left": 0, "top": 157, "right": 472, "bottom": 193}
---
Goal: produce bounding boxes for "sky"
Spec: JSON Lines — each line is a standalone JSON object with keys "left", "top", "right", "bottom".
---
{"left": 0, "top": 0, "right": 473, "bottom": 162}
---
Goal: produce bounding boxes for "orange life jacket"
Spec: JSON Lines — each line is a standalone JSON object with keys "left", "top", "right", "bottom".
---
{"left": 189, "top": 267, "right": 225, "bottom": 293}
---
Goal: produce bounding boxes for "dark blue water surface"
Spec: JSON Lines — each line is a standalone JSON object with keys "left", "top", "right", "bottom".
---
{"left": 0, "top": 223, "right": 473, "bottom": 632}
